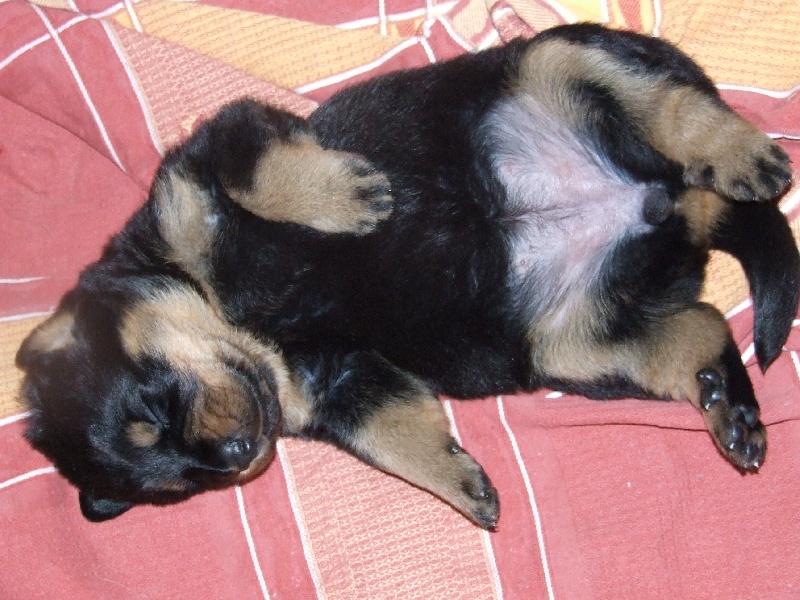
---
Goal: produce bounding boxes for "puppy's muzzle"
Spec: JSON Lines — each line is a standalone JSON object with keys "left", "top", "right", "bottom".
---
{"left": 219, "top": 437, "right": 259, "bottom": 471}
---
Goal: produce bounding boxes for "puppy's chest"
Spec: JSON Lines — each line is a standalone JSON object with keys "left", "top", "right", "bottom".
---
{"left": 485, "top": 97, "right": 660, "bottom": 325}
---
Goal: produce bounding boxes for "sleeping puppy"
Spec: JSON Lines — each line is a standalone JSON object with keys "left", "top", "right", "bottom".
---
{"left": 17, "top": 24, "right": 798, "bottom": 528}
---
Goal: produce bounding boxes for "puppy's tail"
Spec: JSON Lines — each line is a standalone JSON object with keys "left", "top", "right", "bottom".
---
{"left": 711, "top": 201, "right": 800, "bottom": 371}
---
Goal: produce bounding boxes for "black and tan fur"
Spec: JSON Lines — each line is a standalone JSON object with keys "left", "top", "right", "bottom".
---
{"left": 17, "top": 25, "right": 797, "bottom": 528}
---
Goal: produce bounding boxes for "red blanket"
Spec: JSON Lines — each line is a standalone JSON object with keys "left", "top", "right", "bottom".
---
{"left": 2, "top": 1, "right": 799, "bottom": 598}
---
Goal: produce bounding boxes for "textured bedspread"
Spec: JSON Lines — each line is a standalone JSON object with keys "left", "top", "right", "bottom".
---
{"left": 2, "top": 1, "right": 799, "bottom": 598}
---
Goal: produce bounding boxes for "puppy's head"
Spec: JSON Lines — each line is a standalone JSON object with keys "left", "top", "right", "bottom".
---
{"left": 16, "top": 284, "right": 286, "bottom": 522}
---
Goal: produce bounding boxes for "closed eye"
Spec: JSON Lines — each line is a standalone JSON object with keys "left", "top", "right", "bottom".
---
{"left": 137, "top": 402, "right": 168, "bottom": 430}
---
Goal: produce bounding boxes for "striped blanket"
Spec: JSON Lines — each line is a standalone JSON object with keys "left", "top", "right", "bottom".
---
{"left": 1, "top": 1, "right": 799, "bottom": 598}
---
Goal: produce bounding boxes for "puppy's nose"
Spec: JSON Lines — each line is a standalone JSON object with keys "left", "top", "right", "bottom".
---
{"left": 219, "top": 438, "right": 258, "bottom": 471}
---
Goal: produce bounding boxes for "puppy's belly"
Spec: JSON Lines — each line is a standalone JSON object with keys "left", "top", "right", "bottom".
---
{"left": 486, "top": 97, "right": 661, "bottom": 329}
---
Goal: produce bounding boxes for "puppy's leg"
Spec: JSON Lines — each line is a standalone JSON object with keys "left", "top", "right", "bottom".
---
{"left": 288, "top": 350, "right": 499, "bottom": 528}
{"left": 535, "top": 302, "right": 765, "bottom": 470}
{"left": 520, "top": 25, "right": 792, "bottom": 203}
{"left": 222, "top": 135, "right": 393, "bottom": 235}
{"left": 169, "top": 98, "right": 392, "bottom": 234}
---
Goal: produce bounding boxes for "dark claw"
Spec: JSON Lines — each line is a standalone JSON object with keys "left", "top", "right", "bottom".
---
{"left": 697, "top": 369, "right": 724, "bottom": 410}
{"left": 727, "top": 422, "right": 744, "bottom": 447}
{"left": 697, "top": 369, "right": 721, "bottom": 386}
{"left": 475, "top": 510, "right": 499, "bottom": 531}
{"left": 770, "top": 144, "right": 791, "bottom": 165}
{"left": 347, "top": 157, "right": 378, "bottom": 178}
{"left": 471, "top": 485, "right": 499, "bottom": 529}
{"left": 697, "top": 165, "right": 715, "bottom": 187}
{"left": 736, "top": 403, "right": 760, "bottom": 428}
{"left": 730, "top": 180, "right": 757, "bottom": 202}
{"left": 447, "top": 441, "right": 462, "bottom": 455}
{"left": 706, "top": 389, "right": 724, "bottom": 410}
{"left": 358, "top": 184, "right": 392, "bottom": 201}
{"left": 461, "top": 468, "right": 499, "bottom": 529}
{"left": 736, "top": 442, "right": 764, "bottom": 470}
{"left": 757, "top": 158, "right": 793, "bottom": 197}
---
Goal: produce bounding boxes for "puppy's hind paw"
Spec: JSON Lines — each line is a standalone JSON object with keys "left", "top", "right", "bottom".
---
{"left": 697, "top": 368, "right": 766, "bottom": 471}
{"left": 684, "top": 133, "right": 792, "bottom": 203}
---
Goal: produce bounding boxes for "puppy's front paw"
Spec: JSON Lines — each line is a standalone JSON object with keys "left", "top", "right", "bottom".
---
{"left": 697, "top": 368, "right": 766, "bottom": 470}
{"left": 684, "top": 132, "right": 792, "bottom": 202}
{"left": 340, "top": 156, "right": 393, "bottom": 234}
{"left": 223, "top": 139, "right": 393, "bottom": 235}
{"left": 446, "top": 442, "right": 500, "bottom": 529}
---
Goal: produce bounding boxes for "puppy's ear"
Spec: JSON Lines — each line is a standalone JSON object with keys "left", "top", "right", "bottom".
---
{"left": 79, "top": 491, "right": 134, "bottom": 522}
{"left": 16, "top": 309, "right": 76, "bottom": 370}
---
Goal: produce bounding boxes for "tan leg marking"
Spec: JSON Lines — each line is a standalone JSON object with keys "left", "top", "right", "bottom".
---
{"left": 517, "top": 40, "right": 792, "bottom": 202}
{"left": 533, "top": 301, "right": 767, "bottom": 469}
{"left": 675, "top": 188, "right": 729, "bottom": 246}
{"left": 351, "top": 391, "right": 499, "bottom": 529}
{"left": 226, "top": 134, "right": 393, "bottom": 234}
{"left": 154, "top": 171, "right": 217, "bottom": 285}
{"left": 151, "top": 169, "right": 229, "bottom": 326}
{"left": 631, "top": 306, "right": 730, "bottom": 405}
{"left": 532, "top": 303, "right": 729, "bottom": 405}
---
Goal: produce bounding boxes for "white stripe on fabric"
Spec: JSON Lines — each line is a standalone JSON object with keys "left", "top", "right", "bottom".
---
{"left": 442, "top": 400, "right": 505, "bottom": 600}
{"left": 496, "top": 396, "right": 556, "bottom": 600}
{"left": 102, "top": 20, "right": 165, "bottom": 156}
{"left": 0, "top": 412, "right": 32, "bottom": 428}
{"left": 122, "top": 0, "right": 142, "bottom": 32}
{"left": 0, "top": 3, "right": 130, "bottom": 72}
{"left": 477, "top": 28, "right": 499, "bottom": 51}
{"left": 725, "top": 299, "right": 752, "bottom": 321}
{"left": 539, "top": 0, "right": 575, "bottom": 23}
{"left": 378, "top": 0, "right": 388, "bottom": 36}
{"left": 791, "top": 351, "right": 800, "bottom": 381}
{"left": 0, "top": 466, "right": 57, "bottom": 491}
{"left": 276, "top": 440, "right": 326, "bottom": 600}
{"left": 741, "top": 342, "right": 756, "bottom": 364}
{"left": 420, "top": 37, "right": 437, "bottom": 63}
{"left": 0, "top": 310, "right": 53, "bottom": 323}
{"left": 0, "top": 277, "right": 46, "bottom": 284}
{"left": 779, "top": 186, "right": 800, "bottom": 216}
{"left": 336, "top": 3, "right": 457, "bottom": 30}
{"left": 235, "top": 485, "right": 271, "bottom": 600}
{"left": 652, "top": 0, "right": 663, "bottom": 35}
{"left": 0, "top": 32, "right": 53, "bottom": 71}
{"left": 436, "top": 16, "right": 473, "bottom": 52}
{"left": 294, "top": 37, "right": 422, "bottom": 94}
{"left": 31, "top": 4, "right": 126, "bottom": 172}
{"left": 717, "top": 82, "right": 800, "bottom": 99}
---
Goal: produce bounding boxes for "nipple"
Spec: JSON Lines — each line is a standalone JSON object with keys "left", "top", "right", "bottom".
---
{"left": 642, "top": 188, "right": 672, "bottom": 225}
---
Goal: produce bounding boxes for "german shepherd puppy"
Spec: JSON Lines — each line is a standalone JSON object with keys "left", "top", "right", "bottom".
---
{"left": 16, "top": 25, "right": 797, "bottom": 528}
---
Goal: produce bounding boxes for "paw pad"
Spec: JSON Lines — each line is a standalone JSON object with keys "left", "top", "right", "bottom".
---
{"left": 696, "top": 367, "right": 766, "bottom": 471}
